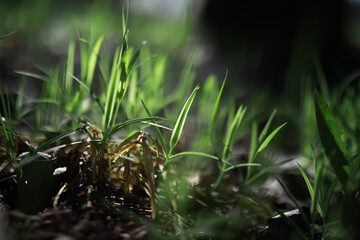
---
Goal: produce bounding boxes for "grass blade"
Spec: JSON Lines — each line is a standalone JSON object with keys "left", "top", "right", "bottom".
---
{"left": 257, "top": 122, "right": 287, "bottom": 154}
{"left": 276, "top": 177, "right": 312, "bottom": 235}
{"left": 65, "top": 40, "right": 75, "bottom": 97}
{"left": 168, "top": 151, "right": 223, "bottom": 163}
{"left": 69, "top": 73, "right": 105, "bottom": 113}
{"left": 225, "top": 163, "right": 261, "bottom": 172}
{"left": 103, "top": 116, "right": 166, "bottom": 141}
{"left": 208, "top": 70, "right": 227, "bottom": 132}
{"left": 258, "top": 109, "right": 277, "bottom": 143}
{"left": 297, "top": 163, "right": 314, "bottom": 199}
{"left": 0, "top": 87, "right": 16, "bottom": 162}
{"left": 314, "top": 90, "right": 349, "bottom": 188}
{"left": 141, "top": 98, "right": 169, "bottom": 157}
{"left": 18, "top": 128, "right": 81, "bottom": 168}
{"left": 14, "top": 70, "right": 48, "bottom": 82}
{"left": 169, "top": 85, "right": 200, "bottom": 155}
{"left": 103, "top": 47, "right": 121, "bottom": 131}
{"left": 85, "top": 36, "right": 104, "bottom": 87}
{"left": 222, "top": 105, "right": 247, "bottom": 161}
{"left": 248, "top": 121, "right": 258, "bottom": 163}
{"left": 245, "top": 158, "right": 294, "bottom": 186}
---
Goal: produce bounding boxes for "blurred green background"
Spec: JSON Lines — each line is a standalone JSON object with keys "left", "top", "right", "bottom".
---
{"left": 1, "top": 0, "right": 360, "bottom": 153}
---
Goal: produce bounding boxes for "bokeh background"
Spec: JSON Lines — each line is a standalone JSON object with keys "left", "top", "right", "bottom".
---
{"left": 1, "top": 0, "right": 360, "bottom": 151}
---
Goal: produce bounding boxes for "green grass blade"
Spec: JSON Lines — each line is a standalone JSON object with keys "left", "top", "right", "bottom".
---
{"left": 168, "top": 151, "right": 223, "bottom": 163}
{"left": 225, "top": 163, "right": 261, "bottom": 172}
{"left": 65, "top": 40, "right": 75, "bottom": 96}
{"left": 141, "top": 98, "right": 169, "bottom": 158}
{"left": 257, "top": 122, "right": 287, "bottom": 154}
{"left": 14, "top": 70, "right": 48, "bottom": 82}
{"left": 140, "top": 121, "right": 172, "bottom": 131}
{"left": 69, "top": 73, "right": 104, "bottom": 113}
{"left": 258, "top": 109, "right": 277, "bottom": 143}
{"left": 314, "top": 91, "right": 349, "bottom": 188}
{"left": 311, "top": 164, "right": 324, "bottom": 221}
{"left": 85, "top": 36, "right": 104, "bottom": 87}
{"left": 276, "top": 177, "right": 312, "bottom": 234}
{"left": 0, "top": 116, "right": 10, "bottom": 157}
{"left": 169, "top": 85, "right": 200, "bottom": 155}
{"left": 111, "top": 45, "right": 143, "bottom": 128}
{"left": 297, "top": 163, "right": 314, "bottom": 199}
{"left": 103, "top": 116, "right": 166, "bottom": 141}
{"left": 222, "top": 105, "right": 247, "bottom": 161}
{"left": 18, "top": 128, "right": 81, "bottom": 168}
{"left": 245, "top": 158, "right": 294, "bottom": 186}
{"left": 322, "top": 178, "right": 338, "bottom": 217}
{"left": 249, "top": 121, "right": 258, "bottom": 163}
{"left": 127, "top": 44, "right": 143, "bottom": 75}
{"left": 0, "top": 87, "right": 16, "bottom": 161}
{"left": 208, "top": 70, "right": 227, "bottom": 132}
{"left": 80, "top": 38, "right": 89, "bottom": 82}
{"left": 103, "top": 47, "right": 121, "bottom": 131}
{"left": 35, "top": 129, "right": 81, "bottom": 153}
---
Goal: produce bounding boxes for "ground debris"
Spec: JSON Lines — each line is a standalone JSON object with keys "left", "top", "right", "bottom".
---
{"left": 4, "top": 204, "right": 149, "bottom": 240}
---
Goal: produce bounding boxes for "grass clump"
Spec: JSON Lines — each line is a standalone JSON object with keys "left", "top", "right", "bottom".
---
{"left": 1, "top": 8, "right": 360, "bottom": 240}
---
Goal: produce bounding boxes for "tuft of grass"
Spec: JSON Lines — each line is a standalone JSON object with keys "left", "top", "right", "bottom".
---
{"left": 0, "top": 85, "right": 16, "bottom": 164}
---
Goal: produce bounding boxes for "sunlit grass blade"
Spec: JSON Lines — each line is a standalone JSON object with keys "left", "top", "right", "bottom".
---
{"left": 169, "top": 85, "right": 200, "bottom": 155}
{"left": 34, "top": 129, "right": 81, "bottom": 153}
{"left": 14, "top": 70, "right": 48, "bottom": 82}
{"left": 103, "top": 116, "right": 166, "bottom": 141}
{"left": 222, "top": 105, "right": 247, "bottom": 161}
{"left": 314, "top": 91, "right": 349, "bottom": 188}
{"left": 208, "top": 70, "right": 227, "bottom": 133}
{"left": 257, "top": 122, "right": 287, "bottom": 153}
{"left": 80, "top": 37, "right": 89, "bottom": 82}
{"left": 103, "top": 47, "right": 121, "bottom": 131}
{"left": 111, "top": 45, "right": 143, "bottom": 128}
{"left": 69, "top": 73, "right": 104, "bottom": 113}
{"left": 212, "top": 105, "right": 247, "bottom": 189}
{"left": 141, "top": 98, "right": 168, "bottom": 158}
{"left": 65, "top": 40, "right": 75, "bottom": 97}
{"left": 126, "top": 44, "right": 143, "bottom": 75}
{"left": 18, "top": 128, "right": 81, "bottom": 168}
{"left": 31, "top": 99, "right": 59, "bottom": 106}
{"left": 225, "top": 163, "right": 261, "bottom": 172}
{"left": 258, "top": 109, "right": 277, "bottom": 143}
{"left": 140, "top": 121, "right": 172, "bottom": 131}
{"left": 85, "top": 36, "right": 104, "bottom": 88}
{"left": 0, "top": 86, "right": 16, "bottom": 162}
{"left": 297, "top": 163, "right": 314, "bottom": 199}
{"left": 168, "top": 151, "right": 224, "bottom": 163}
